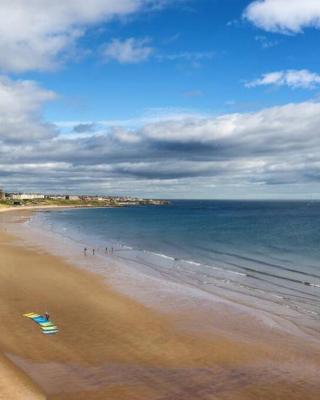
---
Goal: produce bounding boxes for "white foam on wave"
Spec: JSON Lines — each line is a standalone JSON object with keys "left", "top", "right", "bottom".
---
{"left": 228, "top": 270, "right": 247, "bottom": 277}
{"left": 122, "top": 245, "right": 133, "bottom": 250}
{"left": 184, "top": 260, "right": 202, "bottom": 266}
{"left": 179, "top": 259, "right": 248, "bottom": 278}
{"left": 149, "top": 252, "right": 176, "bottom": 261}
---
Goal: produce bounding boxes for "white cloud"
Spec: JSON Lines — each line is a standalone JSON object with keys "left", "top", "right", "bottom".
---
{"left": 139, "top": 102, "right": 320, "bottom": 147}
{"left": 246, "top": 70, "right": 320, "bottom": 89}
{"left": 244, "top": 0, "right": 320, "bottom": 34}
{"left": 0, "top": 0, "right": 157, "bottom": 72}
{"left": 0, "top": 76, "right": 56, "bottom": 141}
{"left": 102, "top": 38, "right": 154, "bottom": 63}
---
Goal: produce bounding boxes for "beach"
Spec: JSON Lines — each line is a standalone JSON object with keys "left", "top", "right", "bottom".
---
{"left": 0, "top": 210, "right": 320, "bottom": 399}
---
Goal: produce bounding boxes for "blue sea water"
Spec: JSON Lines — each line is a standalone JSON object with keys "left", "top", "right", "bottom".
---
{"left": 31, "top": 200, "right": 320, "bottom": 324}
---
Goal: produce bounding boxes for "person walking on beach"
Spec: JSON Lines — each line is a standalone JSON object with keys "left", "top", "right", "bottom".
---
{"left": 44, "top": 311, "right": 50, "bottom": 321}
{"left": 92, "top": 248, "right": 95, "bottom": 256}
{"left": 105, "top": 247, "right": 108, "bottom": 254}
{"left": 84, "top": 247, "right": 87, "bottom": 256}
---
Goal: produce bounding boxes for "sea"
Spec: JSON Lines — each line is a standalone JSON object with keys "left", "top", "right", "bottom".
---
{"left": 25, "top": 200, "right": 320, "bottom": 334}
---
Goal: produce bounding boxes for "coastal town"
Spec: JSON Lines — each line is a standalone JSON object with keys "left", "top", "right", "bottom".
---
{"left": 0, "top": 188, "right": 168, "bottom": 208}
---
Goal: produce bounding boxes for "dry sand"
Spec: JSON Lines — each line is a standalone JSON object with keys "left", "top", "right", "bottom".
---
{"left": 0, "top": 217, "right": 319, "bottom": 399}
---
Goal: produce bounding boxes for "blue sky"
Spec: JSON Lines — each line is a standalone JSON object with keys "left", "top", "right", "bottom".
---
{"left": 2, "top": 0, "right": 320, "bottom": 198}
{"left": 31, "top": 0, "right": 319, "bottom": 122}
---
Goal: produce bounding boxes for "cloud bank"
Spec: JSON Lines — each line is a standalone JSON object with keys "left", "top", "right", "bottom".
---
{"left": 2, "top": 81, "right": 320, "bottom": 195}
{"left": 244, "top": 0, "right": 320, "bottom": 34}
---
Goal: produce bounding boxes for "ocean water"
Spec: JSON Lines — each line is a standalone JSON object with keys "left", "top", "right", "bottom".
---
{"left": 29, "top": 200, "right": 320, "bottom": 328}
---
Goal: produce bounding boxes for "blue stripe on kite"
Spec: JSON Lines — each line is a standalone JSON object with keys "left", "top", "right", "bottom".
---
{"left": 33, "top": 317, "right": 48, "bottom": 323}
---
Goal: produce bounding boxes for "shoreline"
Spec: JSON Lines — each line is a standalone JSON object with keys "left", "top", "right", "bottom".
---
{"left": 7, "top": 207, "right": 319, "bottom": 344}
{"left": 0, "top": 212, "right": 320, "bottom": 399}
{"left": 0, "top": 204, "right": 116, "bottom": 213}
{"left": 3, "top": 207, "right": 320, "bottom": 344}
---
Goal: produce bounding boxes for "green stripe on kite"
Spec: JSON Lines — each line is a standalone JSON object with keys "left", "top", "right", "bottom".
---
{"left": 42, "top": 330, "right": 59, "bottom": 335}
{"left": 41, "top": 326, "right": 58, "bottom": 331}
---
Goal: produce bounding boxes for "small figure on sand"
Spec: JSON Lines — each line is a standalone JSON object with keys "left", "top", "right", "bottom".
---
{"left": 92, "top": 248, "right": 95, "bottom": 256}
{"left": 105, "top": 247, "right": 108, "bottom": 254}
{"left": 44, "top": 311, "right": 50, "bottom": 321}
{"left": 111, "top": 247, "right": 114, "bottom": 254}
{"left": 84, "top": 247, "right": 87, "bottom": 256}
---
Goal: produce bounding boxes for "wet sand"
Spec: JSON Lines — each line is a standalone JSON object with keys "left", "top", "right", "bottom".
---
{"left": 0, "top": 217, "right": 319, "bottom": 399}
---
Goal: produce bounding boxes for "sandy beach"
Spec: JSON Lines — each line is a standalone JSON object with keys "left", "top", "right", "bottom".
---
{"left": 0, "top": 212, "right": 319, "bottom": 399}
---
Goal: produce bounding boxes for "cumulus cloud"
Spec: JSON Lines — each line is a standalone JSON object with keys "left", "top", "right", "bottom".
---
{"left": 0, "top": 0, "right": 160, "bottom": 72}
{"left": 102, "top": 37, "right": 154, "bottom": 63}
{"left": 2, "top": 99, "right": 320, "bottom": 195}
{"left": 244, "top": 0, "right": 320, "bottom": 34}
{"left": 0, "top": 76, "right": 56, "bottom": 142}
{"left": 246, "top": 69, "right": 320, "bottom": 89}
{"left": 0, "top": 1, "right": 208, "bottom": 71}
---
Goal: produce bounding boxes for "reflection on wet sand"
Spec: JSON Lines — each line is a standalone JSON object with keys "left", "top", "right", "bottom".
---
{"left": 7, "top": 355, "right": 320, "bottom": 400}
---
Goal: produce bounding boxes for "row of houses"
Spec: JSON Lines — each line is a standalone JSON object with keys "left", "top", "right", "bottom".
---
{"left": 0, "top": 191, "right": 81, "bottom": 201}
{"left": 8, "top": 193, "right": 45, "bottom": 200}
{"left": 2, "top": 192, "right": 115, "bottom": 202}
{"left": 1, "top": 191, "right": 111, "bottom": 201}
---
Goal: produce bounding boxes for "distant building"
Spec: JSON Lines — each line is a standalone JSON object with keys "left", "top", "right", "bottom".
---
{"left": 80, "top": 196, "right": 91, "bottom": 201}
{"left": 0, "top": 188, "right": 5, "bottom": 200}
{"left": 45, "top": 195, "right": 66, "bottom": 200}
{"left": 65, "top": 195, "right": 80, "bottom": 201}
{"left": 10, "top": 193, "right": 45, "bottom": 200}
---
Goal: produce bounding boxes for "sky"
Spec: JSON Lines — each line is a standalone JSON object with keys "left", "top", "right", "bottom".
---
{"left": 2, "top": 0, "right": 320, "bottom": 199}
